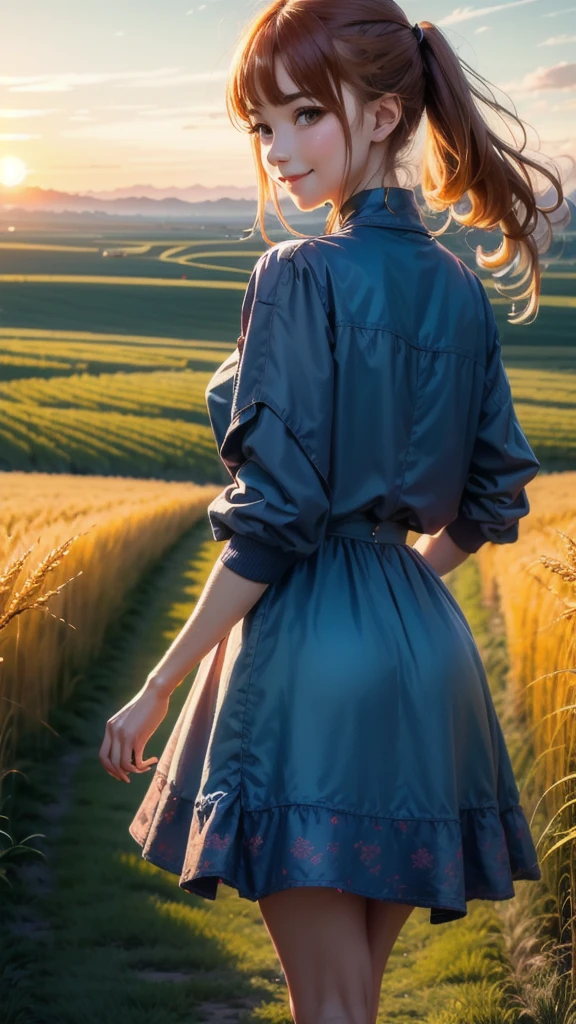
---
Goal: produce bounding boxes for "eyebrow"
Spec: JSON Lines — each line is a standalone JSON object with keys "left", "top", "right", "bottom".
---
{"left": 247, "top": 92, "right": 313, "bottom": 116}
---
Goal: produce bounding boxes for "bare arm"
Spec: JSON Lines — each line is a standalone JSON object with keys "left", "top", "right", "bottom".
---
{"left": 100, "top": 527, "right": 470, "bottom": 783}
{"left": 145, "top": 552, "right": 269, "bottom": 698}
{"left": 411, "top": 527, "right": 470, "bottom": 577}
{"left": 99, "top": 549, "right": 268, "bottom": 782}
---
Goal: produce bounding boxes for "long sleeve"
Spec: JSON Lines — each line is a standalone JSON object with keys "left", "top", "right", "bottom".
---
{"left": 445, "top": 286, "right": 540, "bottom": 555}
{"left": 207, "top": 243, "right": 334, "bottom": 584}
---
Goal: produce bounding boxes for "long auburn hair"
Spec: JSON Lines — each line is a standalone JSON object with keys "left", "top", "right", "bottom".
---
{"left": 225, "top": 0, "right": 573, "bottom": 325}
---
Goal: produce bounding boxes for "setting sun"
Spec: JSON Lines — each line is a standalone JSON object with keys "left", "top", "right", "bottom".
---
{"left": 0, "top": 155, "right": 27, "bottom": 187}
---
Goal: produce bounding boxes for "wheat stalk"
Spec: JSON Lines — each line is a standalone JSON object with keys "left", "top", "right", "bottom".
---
{"left": 523, "top": 528, "right": 576, "bottom": 632}
{"left": 0, "top": 531, "right": 90, "bottom": 633}
{"left": 0, "top": 543, "right": 37, "bottom": 603}
{"left": 540, "top": 556, "right": 576, "bottom": 586}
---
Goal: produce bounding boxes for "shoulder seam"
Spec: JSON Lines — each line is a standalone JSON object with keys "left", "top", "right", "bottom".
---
{"left": 251, "top": 250, "right": 294, "bottom": 308}
{"left": 281, "top": 239, "right": 331, "bottom": 316}
{"left": 256, "top": 240, "right": 330, "bottom": 317}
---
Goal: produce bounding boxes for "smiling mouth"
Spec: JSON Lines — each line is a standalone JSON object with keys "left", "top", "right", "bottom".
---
{"left": 280, "top": 170, "right": 313, "bottom": 183}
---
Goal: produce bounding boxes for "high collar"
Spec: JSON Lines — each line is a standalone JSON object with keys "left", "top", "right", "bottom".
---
{"left": 338, "top": 186, "right": 431, "bottom": 236}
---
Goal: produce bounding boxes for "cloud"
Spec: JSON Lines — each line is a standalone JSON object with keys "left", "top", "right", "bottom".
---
{"left": 499, "top": 62, "right": 576, "bottom": 94}
{"left": 474, "top": 25, "right": 491, "bottom": 32}
{"left": 141, "top": 105, "right": 227, "bottom": 119}
{"left": 524, "top": 99, "right": 550, "bottom": 110}
{"left": 542, "top": 6, "right": 576, "bottom": 16}
{"left": 439, "top": 0, "right": 542, "bottom": 26}
{"left": 538, "top": 34, "right": 576, "bottom": 46}
{"left": 93, "top": 104, "right": 158, "bottom": 111}
{"left": 0, "top": 68, "right": 226, "bottom": 94}
{"left": 77, "top": 103, "right": 227, "bottom": 120}
{"left": 0, "top": 108, "right": 60, "bottom": 118}
{"left": 118, "top": 71, "right": 227, "bottom": 89}
{"left": 59, "top": 112, "right": 232, "bottom": 150}
{"left": 0, "top": 133, "right": 42, "bottom": 141}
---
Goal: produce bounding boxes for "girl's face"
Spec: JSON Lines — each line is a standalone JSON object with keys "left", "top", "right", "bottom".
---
{"left": 248, "top": 56, "right": 401, "bottom": 213}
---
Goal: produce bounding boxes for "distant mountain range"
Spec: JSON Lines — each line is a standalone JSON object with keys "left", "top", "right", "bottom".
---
{"left": 1, "top": 182, "right": 575, "bottom": 223}
{"left": 0, "top": 183, "right": 283, "bottom": 220}
{"left": 85, "top": 183, "right": 259, "bottom": 203}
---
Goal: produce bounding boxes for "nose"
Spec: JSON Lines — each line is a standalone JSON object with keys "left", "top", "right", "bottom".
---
{"left": 265, "top": 132, "right": 293, "bottom": 169}
{"left": 268, "top": 151, "right": 292, "bottom": 173}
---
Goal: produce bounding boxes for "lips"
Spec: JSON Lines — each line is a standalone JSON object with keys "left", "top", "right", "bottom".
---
{"left": 280, "top": 170, "right": 312, "bottom": 183}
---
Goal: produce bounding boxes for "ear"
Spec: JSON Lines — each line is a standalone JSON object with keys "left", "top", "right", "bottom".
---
{"left": 371, "top": 93, "right": 402, "bottom": 142}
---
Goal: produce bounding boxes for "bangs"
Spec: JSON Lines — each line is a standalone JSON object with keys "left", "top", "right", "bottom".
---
{"left": 223, "top": 0, "right": 361, "bottom": 246}
{"left": 228, "top": 5, "right": 345, "bottom": 128}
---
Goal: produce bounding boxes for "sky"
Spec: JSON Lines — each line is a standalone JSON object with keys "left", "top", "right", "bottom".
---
{"left": 0, "top": 0, "right": 575, "bottom": 196}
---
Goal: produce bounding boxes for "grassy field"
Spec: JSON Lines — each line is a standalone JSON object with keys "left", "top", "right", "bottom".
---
{"left": 2, "top": 518, "right": 529, "bottom": 1024}
{"left": 1, "top": 221, "right": 573, "bottom": 1021}
{"left": 0, "top": 231, "right": 574, "bottom": 479}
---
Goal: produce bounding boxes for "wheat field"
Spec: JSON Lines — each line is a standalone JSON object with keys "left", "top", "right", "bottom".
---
{"left": 0, "top": 228, "right": 574, "bottom": 1009}
{"left": 476, "top": 471, "right": 576, "bottom": 985}
{"left": 0, "top": 472, "right": 222, "bottom": 775}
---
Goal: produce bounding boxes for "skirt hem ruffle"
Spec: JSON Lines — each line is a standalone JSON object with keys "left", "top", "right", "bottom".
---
{"left": 129, "top": 772, "right": 542, "bottom": 927}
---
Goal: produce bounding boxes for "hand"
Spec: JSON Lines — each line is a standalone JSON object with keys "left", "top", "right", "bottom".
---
{"left": 412, "top": 528, "right": 470, "bottom": 577}
{"left": 99, "top": 684, "right": 170, "bottom": 783}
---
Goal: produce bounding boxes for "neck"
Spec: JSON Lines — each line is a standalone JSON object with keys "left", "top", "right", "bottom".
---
{"left": 350, "top": 169, "right": 402, "bottom": 195}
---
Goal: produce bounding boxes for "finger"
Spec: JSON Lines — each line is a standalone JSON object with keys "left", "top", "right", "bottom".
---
{"left": 100, "top": 724, "right": 128, "bottom": 782}
{"left": 110, "top": 734, "right": 131, "bottom": 783}
{"left": 98, "top": 726, "right": 111, "bottom": 764}
{"left": 132, "top": 746, "right": 159, "bottom": 772}
{"left": 100, "top": 751, "right": 122, "bottom": 781}
{"left": 129, "top": 760, "right": 155, "bottom": 773}
{"left": 99, "top": 733, "right": 119, "bottom": 778}
{"left": 119, "top": 738, "right": 136, "bottom": 780}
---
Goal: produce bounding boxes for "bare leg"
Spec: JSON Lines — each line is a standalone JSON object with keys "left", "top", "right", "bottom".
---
{"left": 365, "top": 900, "right": 416, "bottom": 1024}
{"left": 258, "top": 886, "right": 373, "bottom": 1024}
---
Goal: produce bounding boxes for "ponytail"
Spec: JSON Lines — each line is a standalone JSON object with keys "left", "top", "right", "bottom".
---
{"left": 417, "top": 21, "right": 573, "bottom": 325}
{"left": 226, "top": 0, "right": 573, "bottom": 324}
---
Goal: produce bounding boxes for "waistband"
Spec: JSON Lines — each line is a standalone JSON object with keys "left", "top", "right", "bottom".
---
{"left": 326, "top": 515, "right": 409, "bottom": 546}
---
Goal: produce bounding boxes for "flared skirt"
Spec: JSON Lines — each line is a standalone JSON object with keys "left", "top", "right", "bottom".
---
{"left": 129, "top": 532, "right": 541, "bottom": 925}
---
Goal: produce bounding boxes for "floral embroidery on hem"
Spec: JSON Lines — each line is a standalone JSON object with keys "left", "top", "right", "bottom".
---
{"left": 412, "top": 846, "right": 434, "bottom": 870}
{"left": 131, "top": 782, "right": 540, "bottom": 920}
{"left": 290, "top": 837, "right": 316, "bottom": 860}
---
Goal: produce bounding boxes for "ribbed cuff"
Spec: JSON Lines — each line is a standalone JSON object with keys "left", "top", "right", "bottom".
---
{"left": 219, "top": 533, "right": 298, "bottom": 584}
{"left": 444, "top": 516, "right": 488, "bottom": 554}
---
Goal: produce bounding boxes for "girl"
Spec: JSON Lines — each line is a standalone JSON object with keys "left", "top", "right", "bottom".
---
{"left": 100, "top": 2, "right": 571, "bottom": 1021}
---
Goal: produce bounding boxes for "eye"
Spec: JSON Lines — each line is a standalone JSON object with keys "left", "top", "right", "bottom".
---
{"left": 247, "top": 106, "right": 324, "bottom": 138}
{"left": 296, "top": 107, "right": 324, "bottom": 129}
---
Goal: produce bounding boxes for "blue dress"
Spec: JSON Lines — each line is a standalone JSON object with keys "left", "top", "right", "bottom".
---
{"left": 129, "top": 186, "right": 542, "bottom": 924}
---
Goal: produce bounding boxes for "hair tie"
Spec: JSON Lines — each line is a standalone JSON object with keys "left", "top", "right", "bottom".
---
{"left": 412, "top": 23, "right": 424, "bottom": 45}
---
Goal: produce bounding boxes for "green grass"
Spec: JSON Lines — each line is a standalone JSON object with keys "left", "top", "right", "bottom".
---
{"left": 0, "top": 280, "right": 244, "bottom": 339}
{"left": 0, "top": 528, "right": 528, "bottom": 1024}
{"left": 0, "top": 331, "right": 233, "bottom": 480}
{"left": 0, "top": 333, "right": 231, "bottom": 376}
{"left": 0, "top": 233, "right": 573, "bottom": 479}
{"left": 0, "top": 369, "right": 213, "bottom": 419}
{"left": 0, "top": 401, "right": 219, "bottom": 479}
